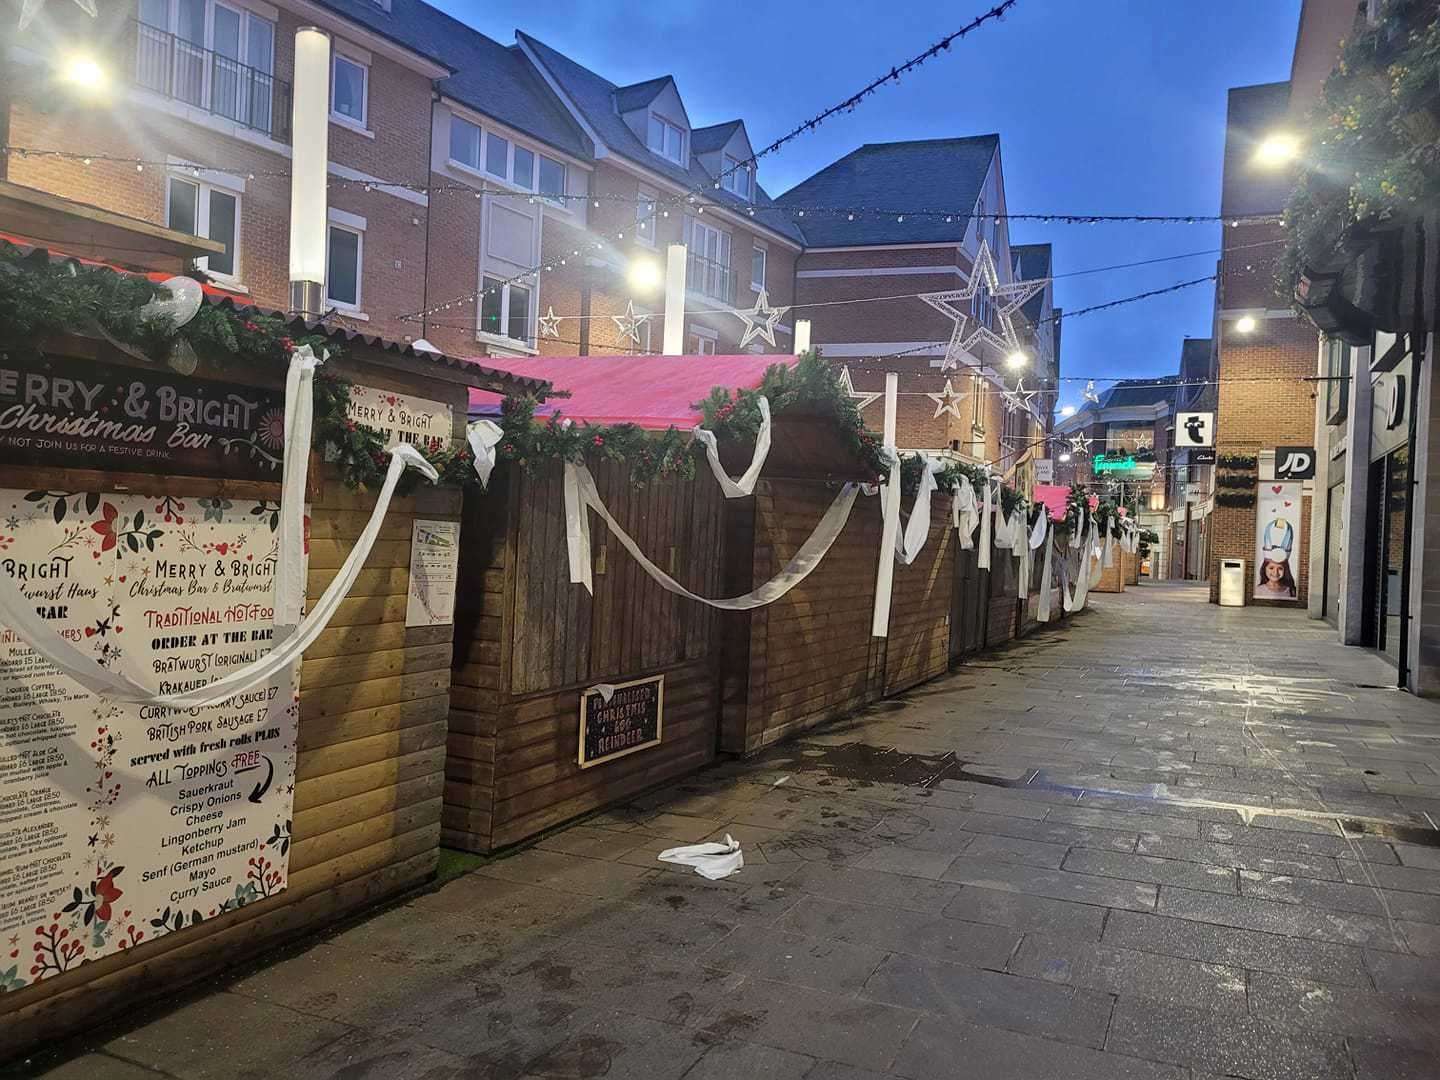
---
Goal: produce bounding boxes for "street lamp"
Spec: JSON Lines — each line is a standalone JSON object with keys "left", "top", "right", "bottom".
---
{"left": 1059, "top": 404, "right": 1076, "bottom": 418}
{"left": 1006, "top": 350, "right": 1028, "bottom": 370}
{"left": 627, "top": 257, "right": 662, "bottom": 292}
{"left": 1059, "top": 452, "right": 1072, "bottom": 463}
{"left": 60, "top": 55, "right": 107, "bottom": 92}
{"left": 1255, "top": 133, "right": 1300, "bottom": 167}
{"left": 1234, "top": 315, "right": 1257, "bottom": 334}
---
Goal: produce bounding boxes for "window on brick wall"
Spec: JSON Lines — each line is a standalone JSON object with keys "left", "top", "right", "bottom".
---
{"left": 448, "top": 113, "right": 569, "bottom": 207}
{"left": 326, "top": 223, "right": 363, "bottom": 310}
{"left": 331, "top": 52, "right": 368, "bottom": 129}
{"left": 167, "top": 175, "right": 239, "bottom": 280}
{"left": 687, "top": 328, "right": 717, "bottom": 355}
{"left": 136, "top": 0, "right": 277, "bottom": 135}
{"left": 750, "top": 242, "right": 766, "bottom": 291}
{"left": 477, "top": 197, "right": 538, "bottom": 348}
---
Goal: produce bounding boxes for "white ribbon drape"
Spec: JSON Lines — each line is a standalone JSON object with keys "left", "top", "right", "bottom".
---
{"left": 467, "top": 418, "right": 504, "bottom": 489}
{"left": 1036, "top": 524, "right": 1056, "bottom": 622}
{"left": 692, "top": 397, "right": 772, "bottom": 499}
{"left": 274, "top": 346, "right": 320, "bottom": 634}
{"left": 978, "top": 476, "right": 994, "bottom": 571}
{"left": 884, "top": 455, "right": 940, "bottom": 566}
{"left": 564, "top": 461, "right": 858, "bottom": 610}
{"left": 953, "top": 477, "right": 978, "bottom": 550}
{"left": 0, "top": 351, "right": 438, "bottom": 708}
{"left": 1062, "top": 520, "right": 1101, "bottom": 612}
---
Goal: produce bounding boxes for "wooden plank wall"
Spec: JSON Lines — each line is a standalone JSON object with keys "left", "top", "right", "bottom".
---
{"left": 720, "top": 479, "right": 883, "bottom": 756}
{"left": 445, "top": 461, "right": 726, "bottom": 852}
{"left": 883, "top": 495, "right": 955, "bottom": 696}
{"left": 950, "top": 544, "right": 989, "bottom": 660}
{"left": 0, "top": 474, "right": 460, "bottom": 1049}
{"left": 986, "top": 538, "right": 1021, "bottom": 647}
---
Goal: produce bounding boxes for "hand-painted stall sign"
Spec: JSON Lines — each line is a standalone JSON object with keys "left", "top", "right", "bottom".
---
{"left": 0, "top": 356, "right": 286, "bottom": 480}
{"left": 346, "top": 384, "right": 454, "bottom": 453}
{"left": 578, "top": 675, "right": 664, "bottom": 768}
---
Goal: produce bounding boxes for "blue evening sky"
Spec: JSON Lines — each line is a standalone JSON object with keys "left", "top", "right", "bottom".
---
{"left": 430, "top": 0, "right": 1301, "bottom": 405}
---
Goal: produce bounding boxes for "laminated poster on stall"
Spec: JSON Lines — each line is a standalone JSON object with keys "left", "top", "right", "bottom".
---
{"left": 0, "top": 489, "right": 301, "bottom": 992}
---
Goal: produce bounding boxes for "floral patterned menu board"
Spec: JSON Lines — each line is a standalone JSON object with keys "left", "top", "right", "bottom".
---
{"left": 0, "top": 490, "right": 300, "bottom": 992}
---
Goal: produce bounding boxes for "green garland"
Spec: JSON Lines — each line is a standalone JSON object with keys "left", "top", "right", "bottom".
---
{"left": 493, "top": 395, "right": 695, "bottom": 486}
{"left": 1279, "top": 0, "right": 1440, "bottom": 293}
{"left": 695, "top": 350, "right": 888, "bottom": 478}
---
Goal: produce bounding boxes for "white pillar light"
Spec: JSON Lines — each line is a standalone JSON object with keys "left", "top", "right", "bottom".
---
{"left": 794, "top": 318, "right": 811, "bottom": 356}
{"left": 872, "top": 372, "right": 900, "bottom": 639}
{"left": 289, "top": 27, "right": 331, "bottom": 318}
{"left": 663, "top": 243, "right": 687, "bottom": 355}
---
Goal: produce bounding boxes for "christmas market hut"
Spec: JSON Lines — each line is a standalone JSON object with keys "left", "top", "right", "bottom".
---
{"left": 0, "top": 191, "right": 545, "bottom": 1050}
{"left": 445, "top": 351, "right": 886, "bottom": 849}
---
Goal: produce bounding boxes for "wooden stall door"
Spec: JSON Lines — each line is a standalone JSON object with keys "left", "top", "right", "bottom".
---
{"left": 950, "top": 545, "right": 989, "bottom": 659}
{"left": 885, "top": 497, "right": 955, "bottom": 696}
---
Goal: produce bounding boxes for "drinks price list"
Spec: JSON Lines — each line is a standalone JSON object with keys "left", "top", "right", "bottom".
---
{"left": 0, "top": 488, "right": 300, "bottom": 991}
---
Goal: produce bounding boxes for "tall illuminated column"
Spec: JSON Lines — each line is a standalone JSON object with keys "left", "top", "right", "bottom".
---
{"left": 794, "top": 318, "right": 811, "bottom": 356}
{"left": 289, "top": 27, "right": 331, "bottom": 317}
{"left": 663, "top": 243, "right": 687, "bottom": 355}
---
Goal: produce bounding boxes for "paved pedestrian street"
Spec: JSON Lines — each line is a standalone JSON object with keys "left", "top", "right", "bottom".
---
{"left": 22, "top": 583, "right": 1440, "bottom": 1080}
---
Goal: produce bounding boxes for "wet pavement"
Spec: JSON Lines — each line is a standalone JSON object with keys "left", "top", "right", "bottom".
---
{"left": 25, "top": 582, "right": 1440, "bottom": 1080}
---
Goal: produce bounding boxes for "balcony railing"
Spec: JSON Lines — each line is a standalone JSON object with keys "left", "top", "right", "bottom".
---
{"left": 687, "top": 254, "right": 734, "bottom": 304}
{"left": 131, "top": 20, "right": 290, "bottom": 141}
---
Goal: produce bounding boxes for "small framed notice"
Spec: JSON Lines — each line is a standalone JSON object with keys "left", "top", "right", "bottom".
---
{"left": 405, "top": 519, "right": 461, "bottom": 627}
{"left": 578, "top": 674, "right": 664, "bottom": 768}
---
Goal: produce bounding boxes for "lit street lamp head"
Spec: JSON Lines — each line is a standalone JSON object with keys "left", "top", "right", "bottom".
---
{"left": 1006, "top": 350, "right": 1028, "bottom": 370}
{"left": 60, "top": 55, "right": 106, "bottom": 92}
{"left": 1059, "top": 404, "right": 1076, "bottom": 418}
{"left": 1254, "top": 132, "right": 1300, "bottom": 167}
{"left": 1235, "top": 315, "right": 1257, "bottom": 334}
{"left": 627, "top": 258, "right": 662, "bottom": 293}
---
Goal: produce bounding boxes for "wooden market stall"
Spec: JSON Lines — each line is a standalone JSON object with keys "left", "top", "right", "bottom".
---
{"left": 445, "top": 355, "right": 790, "bottom": 852}
{"left": 0, "top": 205, "right": 542, "bottom": 1050}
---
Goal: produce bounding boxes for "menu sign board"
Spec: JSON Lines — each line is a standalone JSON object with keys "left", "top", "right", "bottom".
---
{"left": 0, "top": 356, "right": 286, "bottom": 481}
{"left": 578, "top": 675, "right": 663, "bottom": 768}
{"left": 0, "top": 488, "right": 299, "bottom": 992}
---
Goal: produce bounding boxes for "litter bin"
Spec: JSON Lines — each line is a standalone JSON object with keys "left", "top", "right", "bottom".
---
{"left": 1219, "top": 558, "right": 1246, "bottom": 607}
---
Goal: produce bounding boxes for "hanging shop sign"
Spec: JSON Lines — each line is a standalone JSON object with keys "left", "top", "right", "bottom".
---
{"left": 578, "top": 674, "right": 663, "bottom": 768}
{"left": 0, "top": 488, "right": 300, "bottom": 992}
{"left": 346, "top": 384, "right": 454, "bottom": 453}
{"left": 1254, "top": 482, "right": 1304, "bottom": 602}
{"left": 0, "top": 356, "right": 286, "bottom": 481}
{"left": 1189, "top": 448, "right": 1217, "bottom": 466}
{"left": 1174, "top": 411, "right": 1215, "bottom": 448}
{"left": 1274, "top": 447, "right": 1317, "bottom": 481}
{"left": 405, "top": 519, "right": 460, "bottom": 627}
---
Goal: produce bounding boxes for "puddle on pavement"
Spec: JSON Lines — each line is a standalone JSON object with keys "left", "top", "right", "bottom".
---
{"left": 771, "top": 741, "right": 1440, "bottom": 845}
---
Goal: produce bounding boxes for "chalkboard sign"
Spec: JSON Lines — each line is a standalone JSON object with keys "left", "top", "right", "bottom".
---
{"left": 578, "top": 675, "right": 664, "bottom": 768}
{"left": 0, "top": 354, "right": 286, "bottom": 481}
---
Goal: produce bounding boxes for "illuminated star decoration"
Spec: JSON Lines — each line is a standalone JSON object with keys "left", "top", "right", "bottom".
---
{"left": 1002, "top": 378, "right": 1037, "bottom": 415}
{"left": 1068, "top": 433, "right": 1093, "bottom": 457}
{"left": 537, "top": 306, "right": 561, "bottom": 339}
{"left": 1083, "top": 380, "right": 1101, "bottom": 404}
{"left": 611, "top": 301, "right": 647, "bottom": 347}
{"left": 918, "top": 239, "right": 1046, "bottom": 370}
{"left": 18, "top": 0, "right": 97, "bottom": 30}
{"left": 733, "top": 288, "right": 789, "bottom": 349}
{"left": 927, "top": 378, "right": 967, "bottom": 420}
{"left": 837, "top": 366, "right": 882, "bottom": 411}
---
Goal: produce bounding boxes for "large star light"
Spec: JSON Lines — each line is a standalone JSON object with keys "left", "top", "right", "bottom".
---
{"left": 1002, "top": 378, "right": 1037, "bottom": 415}
{"left": 1068, "top": 433, "right": 1093, "bottom": 457}
{"left": 611, "top": 301, "right": 647, "bottom": 347}
{"left": 918, "top": 239, "right": 1046, "bottom": 371}
{"left": 733, "top": 288, "right": 789, "bottom": 349}
{"left": 18, "top": 0, "right": 97, "bottom": 31}
{"left": 537, "top": 306, "right": 561, "bottom": 339}
{"left": 927, "top": 378, "right": 967, "bottom": 420}
{"left": 837, "top": 366, "right": 882, "bottom": 410}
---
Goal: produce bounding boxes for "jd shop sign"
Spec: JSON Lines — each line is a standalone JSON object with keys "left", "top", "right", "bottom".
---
{"left": 0, "top": 355, "right": 286, "bottom": 481}
{"left": 578, "top": 674, "right": 664, "bottom": 768}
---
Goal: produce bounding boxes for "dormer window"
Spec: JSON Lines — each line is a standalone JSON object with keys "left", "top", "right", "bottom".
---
{"left": 647, "top": 114, "right": 686, "bottom": 164}
{"left": 721, "top": 155, "right": 753, "bottom": 199}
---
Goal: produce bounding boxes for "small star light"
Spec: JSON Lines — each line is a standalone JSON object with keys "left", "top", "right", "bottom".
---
{"left": 1083, "top": 380, "right": 1101, "bottom": 404}
{"left": 1002, "top": 378, "right": 1037, "bottom": 415}
{"left": 611, "top": 301, "right": 647, "bottom": 347}
{"left": 837, "top": 366, "right": 882, "bottom": 410}
{"left": 1069, "top": 433, "right": 1093, "bottom": 457}
{"left": 918, "top": 239, "right": 1046, "bottom": 370}
{"left": 537, "top": 306, "right": 561, "bottom": 339}
{"left": 927, "top": 378, "right": 967, "bottom": 420}
{"left": 733, "top": 288, "right": 789, "bottom": 349}
{"left": 18, "top": 0, "right": 97, "bottom": 31}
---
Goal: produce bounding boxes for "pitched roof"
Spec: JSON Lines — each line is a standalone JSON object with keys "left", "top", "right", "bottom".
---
{"left": 1012, "top": 242, "right": 1053, "bottom": 324}
{"left": 313, "top": 0, "right": 590, "bottom": 160}
{"left": 774, "top": 136, "right": 999, "bottom": 247}
{"left": 613, "top": 76, "right": 674, "bottom": 114}
{"left": 692, "top": 120, "right": 744, "bottom": 155}
{"left": 516, "top": 31, "right": 805, "bottom": 245}
{"left": 468, "top": 354, "right": 795, "bottom": 429}
{"left": 1098, "top": 376, "right": 1182, "bottom": 410}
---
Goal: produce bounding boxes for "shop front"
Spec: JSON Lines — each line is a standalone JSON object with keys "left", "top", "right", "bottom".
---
{"left": 1364, "top": 346, "right": 1413, "bottom": 678}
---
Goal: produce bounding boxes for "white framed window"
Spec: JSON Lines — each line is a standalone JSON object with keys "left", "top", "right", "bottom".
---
{"left": 647, "top": 113, "right": 686, "bottom": 164}
{"left": 686, "top": 329, "right": 717, "bottom": 356}
{"left": 449, "top": 115, "right": 482, "bottom": 170}
{"left": 538, "top": 155, "right": 566, "bottom": 204}
{"left": 331, "top": 52, "right": 368, "bottom": 128}
{"left": 722, "top": 154, "right": 752, "bottom": 199}
{"left": 326, "top": 222, "right": 363, "bottom": 310}
{"left": 635, "top": 185, "right": 658, "bottom": 247}
{"left": 484, "top": 131, "right": 509, "bottom": 178}
{"left": 750, "top": 242, "right": 767, "bottom": 291}
{"left": 167, "top": 174, "right": 240, "bottom": 280}
{"left": 136, "top": 0, "right": 277, "bottom": 133}
{"left": 685, "top": 216, "right": 731, "bottom": 302}
{"left": 477, "top": 197, "right": 539, "bottom": 348}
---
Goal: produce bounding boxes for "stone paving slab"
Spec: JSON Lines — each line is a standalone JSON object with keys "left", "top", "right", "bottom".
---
{"left": 21, "top": 583, "right": 1440, "bottom": 1079}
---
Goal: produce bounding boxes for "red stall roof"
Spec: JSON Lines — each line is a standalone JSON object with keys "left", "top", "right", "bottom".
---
{"left": 1032, "top": 483, "right": 1071, "bottom": 521}
{"left": 469, "top": 354, "right": 795, "bottom": 429}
